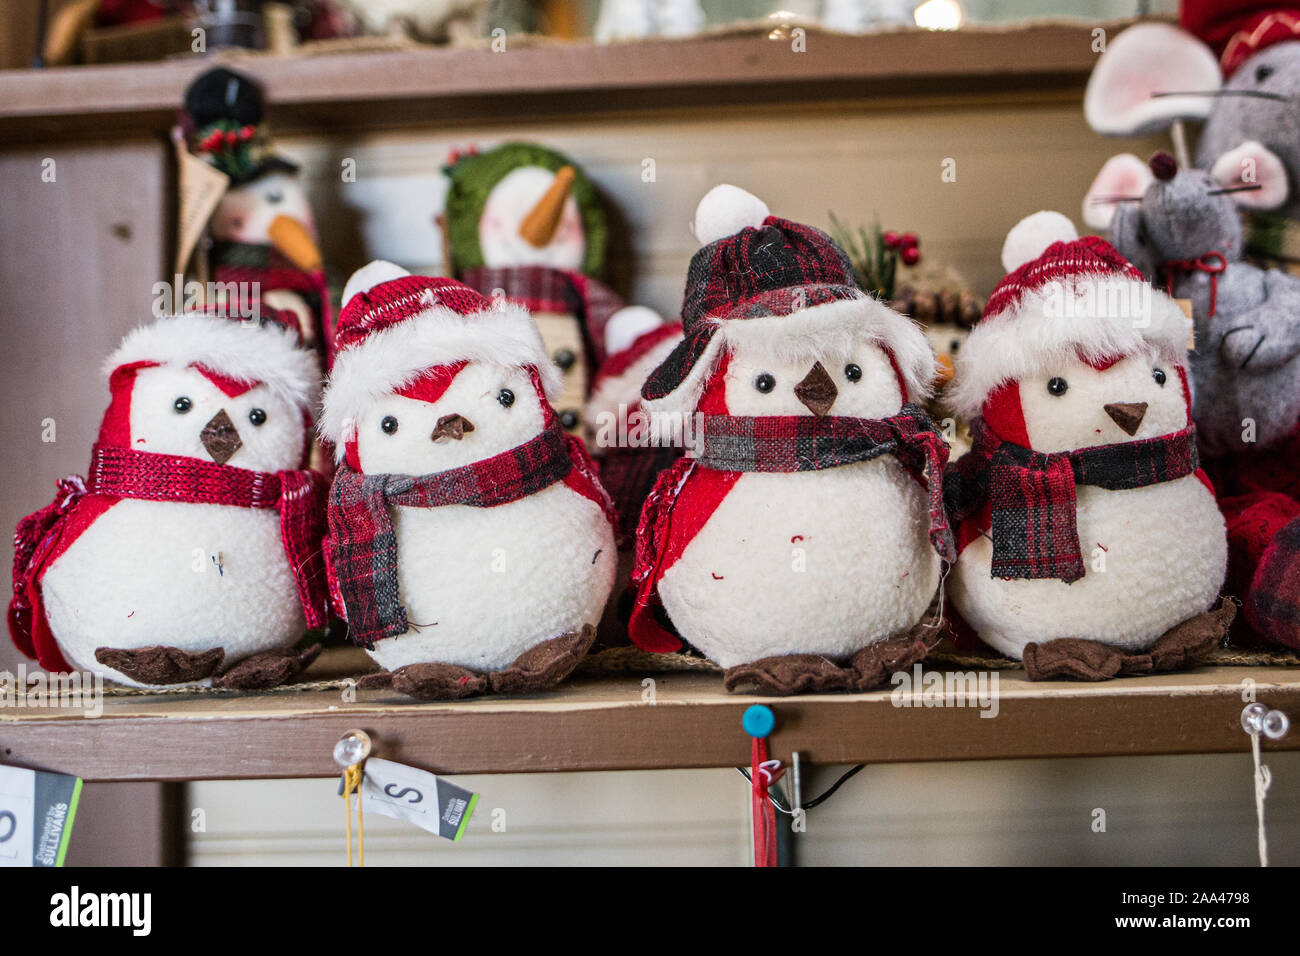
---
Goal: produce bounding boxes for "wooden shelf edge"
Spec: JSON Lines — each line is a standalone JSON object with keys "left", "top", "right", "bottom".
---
{"left": 0, "top": 21, "right": 1129, "bottom": 139}
{"left": 2, "top": 665, "right": 1296, "bottom": 781}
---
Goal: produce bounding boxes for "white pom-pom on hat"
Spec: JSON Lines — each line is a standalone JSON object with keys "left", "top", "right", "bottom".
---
{"left": 342, "top": 259, "right": 411, "bottom": 310}
{"left": 691, "top": 184, "right": 771, "bottom": 245}
{"left": 1000, "top": 211, "right": 1079, "bottom": 272}
{"left": 604, "top": 305, "right": 664, "bottom": 356}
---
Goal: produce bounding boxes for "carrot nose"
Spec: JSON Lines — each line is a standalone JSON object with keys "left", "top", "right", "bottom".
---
{"left": 268, "top": 214, "right": 322, "bottom": 272}
{"left": 794, "top": 361, "right": 838, "bottom": 417}
{"left": 934, "top": 354, "right": 955, "bottom": 385}
{"left": 518, "top": 166, "right": 576, "bottom": 248}
{"left": 1104, "top": 401, "right": 1147, "bottom": 436}
{"left": 431, "top": 413, "right": 475, "bottom": 442}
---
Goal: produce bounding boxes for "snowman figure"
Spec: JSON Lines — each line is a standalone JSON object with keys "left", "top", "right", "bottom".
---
{"left": 184, "top": 67, "right": 331, "bottom": 356}
{"left": 9, "top": 305, "right": 327, "bottom": 689}
{"left": 945, "top": 212, "right": 1234, "bottom": 680}
{"left": 319, "top": 262, "right": 617, "bottom": 699}
{"left": 629, "top": 186, "right": 954, "bottom": 694}
{"left": 443, "top": 143, "right": 651, "bottom": 438}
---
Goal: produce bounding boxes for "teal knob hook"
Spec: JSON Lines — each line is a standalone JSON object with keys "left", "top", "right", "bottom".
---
{"left": 742, "top": 704, "right": 775, "bottom": 739}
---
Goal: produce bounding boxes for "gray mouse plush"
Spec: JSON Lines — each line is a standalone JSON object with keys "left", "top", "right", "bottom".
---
{"left": 1085, "top": 15, "right": 1300, "bottom": 265}
{"left": 1086, "top": 148, "right": 1300, "bottom": 650}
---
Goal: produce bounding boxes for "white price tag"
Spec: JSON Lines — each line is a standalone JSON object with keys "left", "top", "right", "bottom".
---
{"left": 0, "top": 765, "right": 81, "bottom": 867}
{"left": 360, "top": 758, "right": 478, "bottom": 842}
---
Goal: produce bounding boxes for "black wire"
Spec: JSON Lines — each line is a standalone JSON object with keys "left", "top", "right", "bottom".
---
{"left": 737, "top": 763, "right": 866, "bottom": 814}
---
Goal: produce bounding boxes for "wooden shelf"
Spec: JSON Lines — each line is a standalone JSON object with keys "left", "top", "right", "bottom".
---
{"left": 0, "top": 21, "right": 1129, "bottom": 141}
{"left": 2, "top": 648, "right": 1296, "bottom": 781}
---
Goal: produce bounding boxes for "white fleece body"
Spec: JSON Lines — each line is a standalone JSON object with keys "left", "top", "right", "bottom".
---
{"left": 659, "top": 460, "right": 941, "bottom": 669}
{"left": 369, "top": 484, "right": 615, "bottom": 672}
{"left": 951, "top": 475, "right": 1226, "bottom": 657}
{"left": 41, "top": 499, "right": 305, "bottom": 688}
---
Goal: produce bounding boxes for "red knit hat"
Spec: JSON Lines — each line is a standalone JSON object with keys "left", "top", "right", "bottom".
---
{"left": 1183, "top": 0, "right": 1300, "bottom": 75}
{"left": 949, "top": 211, "right": 1191, "bottom": 420}
{"left": 103, "top": 301, "right": 319, "bottom": 420}
{"left": 320, "top": 260, "right": 559, "bottom": 454}
{"left": 641, "top": 185, "right": 937, "bottom": 415}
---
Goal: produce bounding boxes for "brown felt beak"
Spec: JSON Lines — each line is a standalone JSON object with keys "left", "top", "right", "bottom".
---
{"left": 519, "top": 166, "right": 576, "bottom": 248}
{"left": 200, "top": 409, "right": 242, "bottom": 464}
{"left": 268, "top": 214, "right": 323, "bottom": 272}
{"left": 794, "top": 361, "right": 838, "bottom": 417}
{"left": 431, "top": 413, "right": 475, "bottom": 442}
{"left": 1104, "top": 401, "right": 1147, "bottom": 436}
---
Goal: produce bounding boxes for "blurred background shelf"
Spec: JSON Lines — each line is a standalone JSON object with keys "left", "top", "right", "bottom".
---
{"left": 3, "top": 650, "right": 1297, "bottom": 782}
{"left": 0, "top": 22, "right": 1127, "bottom": 141}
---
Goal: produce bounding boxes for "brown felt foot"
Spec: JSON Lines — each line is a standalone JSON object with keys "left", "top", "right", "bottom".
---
{"left": 383, "top": 662, "right": 488, "bottom": 700}
{"left": 1024, "top": 598, "right": 1237, "bottom": 682}
{"left": 488, "top": 624, "right": 597, "bottom": 695}
{"left": 95, "top": 645, "right": 225, "bottom": 685}
{"left": 212, "top": 643, "right": 323, "bottom": 690}
{"left": 724, "top": 655, "right": 856, "bottom": 695}
{"left": 95, "top": 642, "right": 226, "bottom": 686}
{"left": 1148, "top": 597, "right": 1236, "bottom": 671}
{"left": 1022, "top": 639, "right": 1126, "bottom": 681}
{"left": 850, "top": 619, "right": 945, "bottom": 690}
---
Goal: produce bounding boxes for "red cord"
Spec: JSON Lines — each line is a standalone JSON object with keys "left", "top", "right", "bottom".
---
{"left": 751, "top": 738, "right": 778, "bottom": 868}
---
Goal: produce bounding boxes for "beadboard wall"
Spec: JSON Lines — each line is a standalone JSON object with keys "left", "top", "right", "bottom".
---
{"left": 281, "top": 98, "right": 1167, "bottom": 318}
{"left": 187, "top": 754, "right": 1300, "bottom": 866}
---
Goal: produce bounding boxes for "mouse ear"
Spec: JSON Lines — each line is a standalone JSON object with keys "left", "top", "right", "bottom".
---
{"left": 1083, "top": 154, "right": 1154, "bottom": 230}
{"left": 1212, "top": 140, "right": 1291, "bottom": 210}
{"left": 1084, "top": 22, "right": 1221, "bottom": 136}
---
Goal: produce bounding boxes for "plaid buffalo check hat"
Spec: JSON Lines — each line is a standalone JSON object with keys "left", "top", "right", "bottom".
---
{"left": 319, "top": 260, "right": 560, "bottom": 457}
{"left": 641, "top": 184, "right": 938, "bottom": 415}
{"left": 948, "top": 210, "right": 1192, "bottom": 421}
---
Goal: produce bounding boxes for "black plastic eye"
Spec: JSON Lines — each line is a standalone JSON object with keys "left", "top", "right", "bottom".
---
{"left": 754, "top": 373, "right": 776, "bottom": 393}
{"left": 1047, "top": 377, "right": 1069, "bottom": 396}
{"left": 174, "top": 396, "right": 192, "bottom": 414}
{"left": 559, "top": 409, "right": 579, "bottom": 430}
{"left": 266, "top": 190, "right": 284, "bottom": 204}
{"left": 497, "top": 388, "right": 515, "bottom": 408}
{"left": 381, "top": 416, "right": 399, "bottom": 435}
{"left": 553, "top": 348, "right": 576, "bottom": 372}
{"left": 1256, "top": 64, "right": 1274, "bottom": 83}
{"left": 248, "top": 408, "right": 267, "bottom": 426}
{"left": 950, "top": 340, "right": 961, "bottom": 353}
{"left": 844, "top": 363, "right": 862, "bottom": 383}
{"left": 1153, "top": 368, "right": 1167, "bottom": 386}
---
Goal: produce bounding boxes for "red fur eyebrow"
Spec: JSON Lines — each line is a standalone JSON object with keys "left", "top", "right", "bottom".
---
{"left": 191, "top": 363, "right": 258, "bottom": 397}
{"left": 1080, "top": 353, "right": 1123, "bottom": 372}
{"left": 396, "top": 362, "right": 468, "bottom": 404}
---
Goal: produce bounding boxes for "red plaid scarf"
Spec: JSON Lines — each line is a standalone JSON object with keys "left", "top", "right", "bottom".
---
{"left": 10, "top": 445, "right": 329, "bottom": 652}
{"left": 460, "top": 265, "right": 623, "bottom": 364}
{"left": 693, "top": 404, "right": 955, "bottom": 561}
{"left": 947, "top": 420, "right": 1200, "bottom": 582}
{"left": 327, "top": 423, "right": 574, "bottom": 649}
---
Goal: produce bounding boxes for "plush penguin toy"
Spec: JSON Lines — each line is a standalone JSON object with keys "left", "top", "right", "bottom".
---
{"left": 443, "top": 143, "right": 646, "bottom": 436}
{"left": 628, "top": 186, "right": 954, "bottom": 695}
{"left": 945, "top": 212, "right": 1234, "bottom": 680}
{"left": 9, "top": 306, "right": 327, "bottom": 689}
{"left": 585, "top": 307, "right": 684, "bottom": 547}
{"left": 184, "top": 67, "right": 332, "bottom": 356}
{"left": 320, "top": 262, "right": 617, "bottom": 700}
